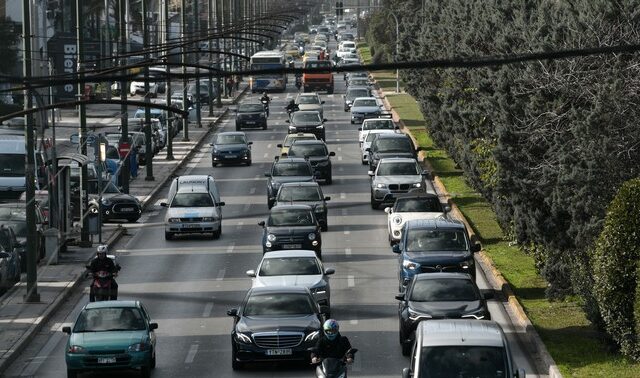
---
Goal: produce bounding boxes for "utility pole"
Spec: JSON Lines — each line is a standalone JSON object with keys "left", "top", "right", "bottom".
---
{"left": 194, "top": 0, "right": 202, "bottom": 128}
{"left": 23, "top": 0, "right": 40, "bottom": 303}
{"left": 207, "top": 0, "right": 214, "bottom": 116}
{"left": 76, "top": 0, "right": 91, "bottom": 247}
{"left": 142, "top": 0, "right": 154, "bottom": 180}
{"left": 164, "top": 0, "right": 174, "bottom": 160}
{"left": 215, "top": 0, "right": 223, "bottom": 107}
{"left": 119, "top": 0, "right": 130, "bottom": 193}
{"left": 181, "top": 0, "right": 189, "bottom": 141}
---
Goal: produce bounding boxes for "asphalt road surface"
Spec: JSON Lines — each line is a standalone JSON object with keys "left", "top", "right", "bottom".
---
{"left": 4, "top": 40, "right": 541, "bottom": 378}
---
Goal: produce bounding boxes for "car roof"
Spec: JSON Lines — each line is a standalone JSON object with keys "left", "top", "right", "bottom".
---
{"left": 290, "top": 139, "right": 326, "bottom": 146}
{"left": 375, "top": 133, "right": 409, "bottom": 139}
{"left": 417, "top": 320, "right": 505, "bottom": 348}
{"left": 353, "top": 97, "right": 377, "bottom": 102}
{"left": 84, "top": 300, "right": 140, "bottom": 309}
{"left": 405, "top": 218, "right": 466, "bottom": 230}
{"left": 274, "top": 157, "right": 309, "bottom": 163}
{"left": 249, "top": 286, "right": 311, "bottom": 295}
{"left": 217, "top": 131, "right": 246, "bottom": 136}
{"left": 413, "top": 272, "right": 473, "bottom": 281}
{"left": 378, "top": 157, "right": 418, "bottom": 163}
{"left": 263, "top": 250, "right": 318, "bottom": 258}
{"left": 271, "top": 204, "right": 313, "bottom": 211}
{"left": 279, "top": 181, "right": 320, "bottom": 188}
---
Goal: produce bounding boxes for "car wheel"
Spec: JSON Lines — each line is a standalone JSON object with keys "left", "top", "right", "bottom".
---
{"left": 370, "top": 193, "right": 380, "bottom": 210}
{"left": 231, "top": 344, "right": 244, "bottom": 370}
{"left": 236, "top": 124, "right": 241, "bottom": 131}
{"left": 140, "top": 365, "right": 151, "bottom": 378}
{"left": 212, "top": 161, "right": 217, "bottom": 167}
{"left": 213, "top": 224, "right": 221, "bottom": 239}
{"left": 150, "top": 349, "right": 156, "bottom": 369}
{"left": 350, "top": 120, "right": 354, "bottom": 124}
{"left": 262, "top": 123, "right": 267, "bottom": 130}
{"left": 67, "top": 369, "right": 78, "bottom": 378}
{"left": 328, "top": 87, "right": 334, "bottom": 94}
{"left": 321, "top": 223, "right": 328, "bottom": 232}
{"left": 164, "top": 232, "right": 173, "bottom": 241}
{"left": 401, "top": 340, "right": 412, "bottom": 356}
{"left": 246, "top": 159, "right": 252, "bottom": 166}
{"left": 325, "top": 174, "right": 332, "bottom": 185}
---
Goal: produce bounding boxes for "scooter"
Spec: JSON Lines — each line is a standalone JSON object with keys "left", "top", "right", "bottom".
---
{"left": 295, "top": 76, "right": 302, "bottom": 91}
{"left": 261, "top": 98, "right": 270, "bottom": 117}
{"left": 91, "top": 271, "right": 115, "bottom": 302}
{"left": 313, "top": 348, "right": 358, "bottom": 378}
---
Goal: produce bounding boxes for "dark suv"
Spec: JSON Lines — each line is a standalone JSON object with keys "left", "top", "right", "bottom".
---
{"left": 265, "top": 157, "right": 316, "bottom": 209}
{"left": 235, "top": 103, "right": 267, "bottom": 130}
{"left": 286, "top": 111, "right": 327, "bottom": 141}
{"left": 259, "top": 204, "right": 322, "bottom": 257}
{"left": 274, "top": 182, "right": 330, "bottom": 231}
{"left": 367, "top": 133, "right": 422, "bottom": 171}
{"left": 393, "top": 218, "right": 481, "bottom": 285}
{"left": 286, "top": 140, "right": 335, "bottom": 184}
{"left": 395, "top": 272, "right": 491, "bottom": 355}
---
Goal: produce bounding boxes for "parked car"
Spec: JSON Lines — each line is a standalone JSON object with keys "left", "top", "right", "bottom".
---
{"left": 91, "top": 181, "right": 142, "bottom": 223}
{"left": 0, "top": 204, "right": 46, "bottom": 266}
{"left": 0, "top": 225, "right": 20, "bottom": 290}
{"left": 395, "top": 273, "right": 492, "bottom": 355}
{"left": 234, "top": 103, "right": 268, "bottom": 130}
{"left": 210, "top": 131, "right": 253, "bottom": 166}
{"left": 274, "top": 182, "right": 330, "bottom": 231}
{"left": 259, "top": 204, "right": 322, "bottom": 257}
{"left": 227, "top": 286, "right": 323, "bottom": 370}
{"left": 63, "top": 300, "right": 158, "bottom": 378}
{"left": 247, "top": 250, "right": 335, "bottom": 316}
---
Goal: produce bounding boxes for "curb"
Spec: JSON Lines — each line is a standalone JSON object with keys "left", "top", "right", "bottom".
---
{"left": 0, "top": 101, "right": 236, "bottom": 375}
{"left": 377, "top": 88, "right": 562, "bottom": 378}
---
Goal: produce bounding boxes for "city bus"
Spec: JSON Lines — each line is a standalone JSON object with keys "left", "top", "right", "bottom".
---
{"left": 249, "top": 51, "right": 287, "bottom": 92}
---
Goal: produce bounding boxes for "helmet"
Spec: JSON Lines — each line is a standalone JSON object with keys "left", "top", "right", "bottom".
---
{"left": 262, "top": 91, "right": 267, "bottom": 96}
{"left": 96, "top": 244, "right": 108, "bottom": 257}
{"left": 323, "top": 319, "right": 339, "bottom": 341}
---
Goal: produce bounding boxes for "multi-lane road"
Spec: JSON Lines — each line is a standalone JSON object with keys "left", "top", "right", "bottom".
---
{"left": 4, "top": 40, "right": 542, "bottom": 378}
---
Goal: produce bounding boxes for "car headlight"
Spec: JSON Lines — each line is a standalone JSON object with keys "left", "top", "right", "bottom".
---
{"left": 101, "top": 198, "right": 112, "bottom": 206}
{"left": 67, "top": 345, "right": 86, "bottom": 354}
{"left": 460, "top": 260, "right": 474, "bottom": 270}
{"left": 316, "top": 125, "right": 324, "bottom": 129}
{"left": 314, "top": 207, "right": 325, "bottom": 213}
{"left": 413, "top": 182, "right": 422, "bottom": 188}
{"left": 201, "top": 217, "right": 214, "bottom": 222}
{"left": 311, "top": 285, "right": 327, "bottom": 295}
{"left": 308, "top": 233, "right": 316, "bottom": 241}
{"left": 304, "top": 330, "right": 320, "bottom": 342}
{"left": 234, "top": 332, "right": 252, "bottom": 344}
{"left": 376, "top": 183, "right": 386, "bottom": 188}
{"left": 408, "top": 308, "right": 432, "bottom": 321}
{"left": 462, "top": 312, "right": 486, "bottom": 320}
{"left": 289, "top": 125, "right": 296, "bottom": 130}
{"left": 127, "top": 342, "right": 150, "bottom": 352}
{"left": 267, "top": 234, "right": 277, "bottom": 242}
{"left": 168, "top": 218, "right": 180, "bottom": 223}
{"left": 393, "top": 215, "right": 402, "bottom": 225}
{"left": 402, "top": 260, "right": 419, "bottom": 271}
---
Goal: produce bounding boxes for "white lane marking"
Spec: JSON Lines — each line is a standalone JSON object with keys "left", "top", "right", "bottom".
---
{"left": 345, "top": 248, "right": 351, "bottom": 256}
{"left": 267, "top": 143, "right": 272, "bottom": 148}
{"left": 216, "top": 269, "right": 226, "bottom": 281}
{"left": 226, "top": 243, "right": 235, "bottom": 253}
{"left": 350, "top": 319, "right": 358, "bottom": 325}
{"left": 237, "top": 221, "right": 244, "bottom": 229}
{"left": 202, "top": 302, "right": 214, "bottom": 317}
{"left": 249, "top": 187, "right": 256, "bottom": 194}
{"left": 344, "top": 230, "right": 351, "bottom": 235}
{"left": 337, "top": 147, "right": 342, "bottom": 151}
{"left": 337, "top": 138, "right": 341, "bottom": 142}
{"left": 347, "top": 275, "right": 355, "bottom": 287}
{"left": 338, "top": 156, "right": 343, "bottom": 161}
{"left": 263, "top": 152, "right": 268, "bottom": 158}
{"left": 184, "top": 344, "right": 199, "bottom": 364}
{"left": 340, "top": 193, "right": 346, "bottom": 199}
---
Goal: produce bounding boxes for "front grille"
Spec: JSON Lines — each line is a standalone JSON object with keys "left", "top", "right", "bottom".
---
{"left": 113, "top": 204, "right": 138, "bottom": 213}
{"left": 277, "top": 234, "right": 307, "bottom": 243}
{"left": 420, "top": 265, "right": 462, "bottom": 274}
{"left": 253, "top": 332, "right": 304, "bottom": 348}
{"left": 180, "top": 217, "right": 203, "bottom": 222}
{"left": 388, "top": 184, "right": 411, "bottom": 192}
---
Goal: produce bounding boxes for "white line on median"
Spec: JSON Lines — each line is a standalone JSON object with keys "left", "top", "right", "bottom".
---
{"left": 345, "top": 248, "right": 351, "bottom": 256}
{"left": 226, "top": 243, "right": 235, "bottom": 253}
{"left": 263, "top": 152, "right": 268, "bottom": 158}
{"left": 249, "top": 187, "right": 256, "bottom": 194}
{"left": 216, "top": 269, "right": 226, "bottom": 281}
{"left": 202, "top": 302, "right": 214, "bottom": 317}
{"left": 347, "top": 275, "right": 355, "bottom": 287}
{"left": 184, "top": 344, "right": 199, "bottom": 364}
{"left": 337, "top": 156, "right": 342, "bottom": 161}
{"left": 340, "top": 193, "right": 346, "bottom": 199}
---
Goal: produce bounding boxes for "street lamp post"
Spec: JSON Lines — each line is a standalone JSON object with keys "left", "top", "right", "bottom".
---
{"left": 164, "top": 0, "right": 174, "bottom": 160}
{"left": 181, "top": 0, "right": 189, "bottom": 141}
{"left": 389, "top": 11, "right": 400, "bottom": 93}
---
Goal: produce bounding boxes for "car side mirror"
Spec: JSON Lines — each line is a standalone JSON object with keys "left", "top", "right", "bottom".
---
{"left": 247, "top": 141, "right": 253, "bottom": 145}
{"left": 209, "top": 143, "right": 214, "bottom": 146}
{"left": 285, "top": 119, "right": 290, "bottom": 123}
{"left": 421, "top": 170, "right": 432, "bottom": 180}
{"left": 443, "top": 205, "right": 451, "bottom": 213}
{"left": 227, "top": 308, "right": 238, "bottom": 317}
{"left": 394, "top": 126, "right": 400, "bottom": 130}
{"left": 357, "top": 127, "right": 362, "bottom": 131}
{"left": 395, "top": 293, "right": 405, "bottom": 301}
{"left": 321, "top": 101, "right": 325, "bottom": 104}
{"left": 246, "top": 270, "right": 256, "bottom": 277}
{"left": 392, "top": 244, "right": 401, "bottom": 254}
{"left": 258, "top": 221, "right": 266, "bottom": 227}
{"left": 149, "top": 323, "right": 159, "bottom": 330}
{"left": 324, "top": 196, "right": 331, "bottom": 201}
{"left": 384, "top": 207, "right": 392, "bottom": 214}
{"left": 62, "top": 326, "right": 72, "bottom": 334}
{"left": 323, "top": 118, "right": 328, "bottom": 122}
{"left": 402, "top": 368, "right": 413, "bottom": 378}
{"left": 367, "top": 170, "right": 374, "bottom": 176}
{"left": 402, "top": 277, "right": 411, "bottom": 286}
{"left": 216, "top": 202, "right": 225, "bottom": 206}
{"left": 482, "top": 290, "right": 495, "bottom": 300}
{"left": 281, "top": 153, "right": 288, "bottom": 157}
{"left": 329, "top": 151, "right": 335, "bottom": 156}
{"left": 160, "top": 202, "right": 167, "bottom": 207}
{"left": 264, "top": 172, "right": 271, "bottom": 177}
{"left": 471, "top": 243, "right": 482, "bottom": 253}
{"left": 276, "top": 144, "right": 283, "bottom": 148}
{"left": 365, "top": 148, "right": 371, "bottom": 152}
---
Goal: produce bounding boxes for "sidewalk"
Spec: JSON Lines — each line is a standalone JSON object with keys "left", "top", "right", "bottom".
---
{"left": 0, "top": 83, "right": 247, "bottom": 374}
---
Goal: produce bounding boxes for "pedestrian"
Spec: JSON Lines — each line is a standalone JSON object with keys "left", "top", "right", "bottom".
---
{"left": 226, "top": 77, "right": 235, "bottom": 97}
{"left": 129, "top": 147, "right": 138, "bottom": 178}
{"left": 235, "top": 75, "right": 241, "bottom": 91}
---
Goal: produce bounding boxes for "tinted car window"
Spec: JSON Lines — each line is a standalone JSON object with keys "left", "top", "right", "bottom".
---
{"left": 171, "top": 193, "right": 214, "bottom": 207}
{"left": 272, "top": 162, "right": 312, "bottom": 176}
{"left": 364, "top": 120, "right": 394, "bottom": 130}
{"left": 396, "top": 198, "right": 442, "bottom": 212}
{"left": 238, "top": 104, "right": 264, "bottom": 112}
{"left": 288, "top": 144, "right": 327, "bottom": 157}
{"left": 410, "top": 279, "right": 479, "bottom": 302}
{"left": 73, "top": 308, "right": 146, "bottom": 332}
{"left": 284, "top": 136, "right": 316, "bottom": 147}
{"left": 298, "top": 96, "right": 320, "bottom": 104}
{"left": 365, "top": 133, "right": 380, "bottom": 142}
{"left": 278, "top": 187, "right": 321, "bottom": 201}
{"left": 0, "top": 154, "right": 26, "bottom": 177}
{"left": 243, "top": 293, "right": 315, "bottom": 316}
{"left": 420, "top": 346, "right": 508, "bottom": 378}
{"left": 374, "top": 138, "right": 412, "bottom": 152}
{"left": 377, "top": 162, "right": 419, "bottom": 176}
{"left": 305, "top": 61, "right": 332, "bottom": 69}
{"left": 347, "top": 89, "right": 370, "bottom": 100}
{"left": 353, "top": 99, "right": 377, "bottom": 107}
{"left": 3, "top": 221, "right": 26, "bottom": 237}
{"left": 292, "top": 112, "right": 322, "bottom": 123}
{"left": 405, "top": 229, "right": 468, "bottom": 252}
{"left": 216, "top": 134, "right": 246, "bottom": 144}
{"left": 268, "top": 209, "right": 314, "bottom": 226}
{"left": 259, "top": 257, "right": 321, "bottom": 276}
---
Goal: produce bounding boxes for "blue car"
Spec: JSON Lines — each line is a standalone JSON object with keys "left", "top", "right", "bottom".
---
{"left": 392, "top": 218, "right": 481, "bottom": 289}
{"left": 63, "top": 301, "right": 158, "bottom": 378}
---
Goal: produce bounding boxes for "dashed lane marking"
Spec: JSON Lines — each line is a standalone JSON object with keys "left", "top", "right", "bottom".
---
{"left": 184, "top": 344, "right": 199, "bottom": 364}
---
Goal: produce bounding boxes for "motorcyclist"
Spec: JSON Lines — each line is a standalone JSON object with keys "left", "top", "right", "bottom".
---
{"left": 286, "top": 99, "right": 299, "bottom": 114}
{"left": 295, "top": 73, "right": 303, "bottom": 90}
{"left": 260, "top": 92, "right": 271, "bottom": 116}
{"left": 88, "top": 245, "right": 120, "bottom": 301}
{"left": 311, "top": 319, "right": 354, "bottom": 364}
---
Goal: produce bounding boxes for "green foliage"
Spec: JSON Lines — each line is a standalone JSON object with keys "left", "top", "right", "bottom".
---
{"left": 591, "top": 178, "right": 640, "bottom": 360}
{"left": 0, "top": 18, "right": 20, "bottom": 74}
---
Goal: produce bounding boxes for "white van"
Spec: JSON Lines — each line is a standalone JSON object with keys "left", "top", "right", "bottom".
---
{"left": 161, "top": 175, "right": 224, "bottom": 240}
{"left": 0, "top": 135, "right": 27, "bottom": 198}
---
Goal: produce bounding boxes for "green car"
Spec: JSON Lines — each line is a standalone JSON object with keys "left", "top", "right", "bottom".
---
{"left": 63, "top": 301, "right": 158, "bottom": 378}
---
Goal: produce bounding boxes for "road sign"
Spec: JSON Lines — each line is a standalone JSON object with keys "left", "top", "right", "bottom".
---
{"left": 118, "top": 142, "right": 131, "bottom": 158}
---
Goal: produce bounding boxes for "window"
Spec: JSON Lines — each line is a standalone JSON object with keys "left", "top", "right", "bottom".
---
{"left": 3, "top": 221, "right": 26, "bottom": 238}
{"left": 374, "top": 138, "right": 412, "bottom": 152}
{"left": 268, "top": 209, "right": 314, "bottom": 226}
{"left": 396, "top": 198, "right": 443, "bottom": 213}
{"left": 284, "top": 136, "right": 315, "bottom": 147}
{"left": 347, "top": 89, "right": 369, "bottom": 100}
{"left": 288, "top": 144, "right": 327, "bottom": 157}
{"left": 170, "top": 193, "right": 214, "bottom": 207}
{"left": 405, "top": 229, "right": 468, "bottom": 252}
{"left": 0, "top": 154, "right": 25, "bottom": 177}
{"left": 297, "top": 96, "right": 320, "bottom": 104}
{"left": 410, "top": 279, "right": 479, "bottom": 302}
{"left": 364, "top": 120, "right": 394, "bottom": 130}
{"left": 278, "top": 187, "right": 321, "bottom": 202}
{"left": 239, "top": 104, "right": 264, "bottom": 112}
{"left": 353, "top": 99, "right": 377, "bottom": 107}
{"left": 292, "top": 112, "right": 322, "bottom": 123}
{"left": 419, "top": 346, "right": 508, "bottom": 378}
{"left": 216, "top": 135, "right": 246, "bottom": 145}
{"left": 73, "top": 307, "right": 146, "bottom": 332}
{"left": 377, "top": 162, "right": 419, "bottom": 176}
{"left": 243, "top": 293, "right": 315, "bottom": 316}
{"left": 259, "top": 257, "right": 321, "bottom": 276}
{"left": 272, "top": 162, "right": 312, "bottom": 177}
{"left": 304, "top": 61, "right": 332, "bottom": 69}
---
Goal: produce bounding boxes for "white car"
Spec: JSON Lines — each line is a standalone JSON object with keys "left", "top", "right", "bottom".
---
{"left": 246, "top": 250, "right": 335, "bottom": 315}
{"left": 384, "top": 193, "right": 449, "bottom": 244}
{"left": 129, "top": 81, "right": 158, "bottom": 97}
{"left": 358, "top": 117, "right": 397, "bottom": 144}
{"left": 360, "top": 129, "right": 399, "bottom": 164}
{"left": 339, "top": 41, "right": 357, "bottom": 53}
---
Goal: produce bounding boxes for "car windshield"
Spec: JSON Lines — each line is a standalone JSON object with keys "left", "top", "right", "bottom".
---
{"left": 216, "top": 134, "right": 246, "bottom": 145}
{"left": 420, "top": 346, "right": 508, "bottom": 378}
{"left": 366, "top": 132, "right": 387, "bottom": 142}
{"left": 353, "top": 99, "right": 377, "bottom": 107}
{"left": 73, "top": 307, "right": 146, "bottom": 332}
{"left": 239, "top": 104, "right": 264, "bottom": 112}
{"left": 410, "top": 279, "right": 479, "bottom": 302}
{"left": 305, "top": 61, "right": 331, "bottom": 69}
{"left": 405, "top": 229, "right": 468, "bottom": 252}
{"left": 377, "top": 162, "right": 419, "bottom": 176}
{"left": 288, "top": 144, "right": 327, "bottom": 157}
{"left": 364, "top": 120, "right": 394, "bottom": 130}
{"left": 278, "top": 187, "right": 321, "bottom": 201}
{"left": 347, "top": 89, "right": 370, "bottom": 100}
{"left": 350, "top": 79, "right": 368, "bottom": 86}
{"left": 272, "top": 162, "right": 312, "bottom": 176}
{"left": 292, "top": 112, "right": 322, "bottom": 123}
{"left": 268, "top": 208, "right": 314, "bottom": 226}
{"left": 0, "top": 154, "right": 25, "bottom": 177}
{"left": 244, "top": 293, "right": 315, "bottom": 316}
{"left": 170, "top": 193, "right": 214, "bottom": 207}
{"left": 297, "top": 96, "right": 320, "bottom": 105}
{"left": 3, "top": 221, "right": 26, "bottom": 237}
{"left": 284, "top": 136, "right": 315, "bottom": 147}
{"left": 259, "top": 257, "right": 322, "bottom": 276}
{"left": 395, "top": 198, "right": 443, "bottom": 212}
{"left": 374, "top": 138, "right": 412, "bottom": 152}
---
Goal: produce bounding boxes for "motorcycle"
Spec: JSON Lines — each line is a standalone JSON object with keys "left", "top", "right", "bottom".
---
{"left": 313, "top": 348, "right": 358, "bottom": 378}
{"left": 261, "top": 98, "right": 270, "bottom": 117}
{"left": 91, "top": 271, "right": 115, "bottom": 302}
{"left": 295, "top": 76, "right": 302, "bottom": 90}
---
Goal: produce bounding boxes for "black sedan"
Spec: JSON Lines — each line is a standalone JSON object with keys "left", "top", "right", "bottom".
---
{"left": 274, "top": 182, "right": 330, "bottom": 231}
{"left": 259, "top": 204, "right": 322, "bottom": 258}
{"left": 395, "top": 272, "right": 492, "bottom": 356}
{"left": 286, "top": 110, "right": 327, "bottom": 141}
{"left": 97, "top": 181, "right": 142, "bottom": 223}
{"left": 286, "top": 140, "right": 335, "bottom": 184}
{"left": 265, "top": 157, "right": 316, "bottom": 209}
{"left": 235, "top": 103, "right": 267, "bottom": 130}
{"left": 227, "top": 286, "right": 323, "bottom": 370}
{"left": 210, "top": 131, "right": 253, "bottom": 166}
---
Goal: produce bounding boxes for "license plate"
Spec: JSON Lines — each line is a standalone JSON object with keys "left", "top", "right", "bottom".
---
{"left": 245, "top": 121, "right": 255, "bottom": 125}
{"left": 97, "top": 357, "right": 116, "bottom": 364}
{"left": 266, "top": 349, "right": 292, "bottom": 356}
{"left": 283, "top": 244, "right": 302, "bottom": 249}
{"left": 185, "top": 224, "right": 201, "bottom": 228}
{"left": 224, "top": 155, "right": 237, "bottom": 159}
{"left": 120, "top": 207, "right": 134, "bottom": 212}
